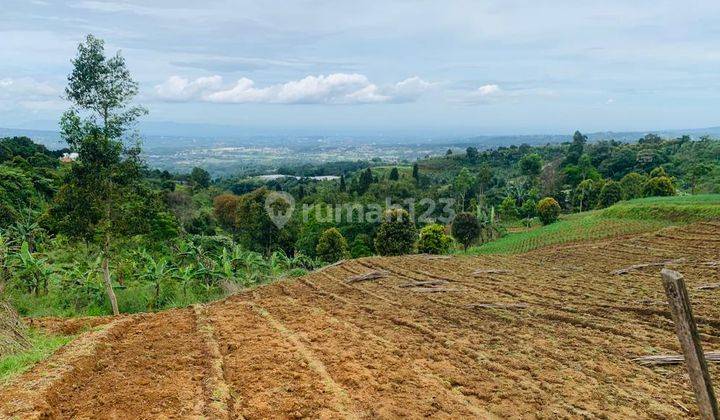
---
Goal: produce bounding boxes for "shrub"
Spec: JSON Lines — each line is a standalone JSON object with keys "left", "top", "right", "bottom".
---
{"left": 149, "top": 211, "right": 180, "bottom": 240}
{"left": 451, "top": 212, "right": 480, "bottom": 250}
{"left": 160, "top": 180, "right": 175, "bottom": 191}
{"left": 315, "top": 228, "right": 349, "bottom": 263}
{"left": 185, "top": 210, "right": 217, "bottom": 235}
{"left": 643, "top": 176, "right": 675, "bottom": 197}
{"left": 417, "top": 224, "right": 453, "bottom": 254}
{"left": 388, "top": 167, "right": 399, "bottom": 181}
{"left": 620, "top": 172, "right": 646, "bottom": 200}
{"left": 350, "top": 234, "right": 373, "bottom": 258}
{"left": 597, "top": 180, "right": 623, "bottom": 208}
{"left": 649, "top": 166, "right": 668, "bottom": 179}
{"left": 519, "top": 153, "right": 542, "bottom": 177}
{"left": 212, "top": 193, "right": 240, "bottom": 229}
{"left": 374, "top": 209, "right": 418, "bottom": 256}
{"left": 519, "top": 199, "right": 537, "bottom": 219}
{"left": 499, "top": 196, "right": 518, "bottom": 220}
{"left": 536, "top": 197, "right": 561, "bottom": 225}
{"left": 189, "top": 167, "right": 211, "bottom": 189}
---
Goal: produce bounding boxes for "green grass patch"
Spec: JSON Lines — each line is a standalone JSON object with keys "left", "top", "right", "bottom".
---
{"left": 602, "top": 194, "right": 720, "bottom": 222}
{"left": 0, "top": 330, "right": 73, "bottom": 384}
{"left": 467, "top": 194, "right": 720, "bottom": 255}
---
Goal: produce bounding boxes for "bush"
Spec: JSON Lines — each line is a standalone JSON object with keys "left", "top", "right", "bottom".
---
{"left": 185, "top": 210, "right": 217, "bottom": 235}
{"left": 189, "top": 167, "right": 211, "bottom": 189}
{"left": 350, "top": 234, "right": 373, "bottom": 258}
{"left": 149, "top": 211, "right": 180, "bottom": 240}
{"left": 643, "top": 176, "right": 675, "bottom": 197}
{"left": 374, "top": 209, "right": 418, "bottom": 256}
{"left": 212, "top": 193, "right": 240, "bottom": 229}
{"left": 597, "top": 180, "right": 623, "bottom": 208}
{"left": 315, "top": 228, "right": 349, "bottom": 263}
{"left": 499, "top": 196, "right": 518, "bottom": 220}
{"left": 416, "top": 224, "right": 453, "bottom": 254}
{"left": 451, "top": 212, "right": 480, "bottom": 250}
{"left": 519, "top": 199, "right": 537, "bottom": 219}
{"left": 649, "top": 166, "right": 668, "bottom": 179}
{"left": 388, "top": 167, "right": 399, "bottom": 181}
{"left": 519, "top": 153, "right": 542, "bottom": 177}
{"left": 620, "top": 172, "right": 646, "bottom": 200}
{"left": 536, "top": 197, "right": 561, "bottom": 225}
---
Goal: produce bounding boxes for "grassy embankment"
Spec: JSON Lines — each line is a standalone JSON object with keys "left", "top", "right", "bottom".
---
{"left": 467, "top": 194, "right": 720, "bottom": 255}
{"left": 0, "top": 330, "right": 73, "bottom": 384}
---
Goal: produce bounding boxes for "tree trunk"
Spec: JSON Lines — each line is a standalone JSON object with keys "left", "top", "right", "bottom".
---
{"left": 101, "top": 252, "right": 119, "bottom": 316}
{"left": 0, "top": 300, "right": 29, "bottom": 357}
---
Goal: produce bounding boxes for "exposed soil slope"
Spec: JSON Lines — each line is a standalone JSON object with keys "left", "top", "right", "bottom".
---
{"left": 2, "top": 222, "right": 720, "bottom": 418}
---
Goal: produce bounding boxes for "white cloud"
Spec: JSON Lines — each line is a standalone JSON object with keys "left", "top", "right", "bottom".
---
{"left": 476, "top": 84, "right": 502, "bottom": 96}
{"left": 0, "top": 77, "right": 60, "bottom": 100}
{"left": 459, "top": 84, "right": 555, "bottom": 104}
{"left": 154, "top": 75, "right": 223, "bottom": 102}
{"left": 387, "top": 76, "right": 434, "bottom": 102}
{"left": 605, "top": 98, "right": 615, "bottom": 105}
{"left": 154, "top": 73, "right": 432, "bottom": 105}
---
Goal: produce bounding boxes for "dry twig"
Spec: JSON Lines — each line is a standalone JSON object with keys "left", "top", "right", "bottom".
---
{"left": 467, "top": 303, "right": 528, "bottom": 310}
{"left": 610, "top": 258, "right": 686, "bottom": 275}
{"left": 346, "top": 270, "right": 389, "bottom": 284}
{"left": 472, "top": 268, "right": 513, "bottom": 276}
{"left": 398, "top": 280, "right": 448, "bottom": 288}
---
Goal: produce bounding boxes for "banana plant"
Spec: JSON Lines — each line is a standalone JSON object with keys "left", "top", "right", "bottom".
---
{"left": 7, "top": 210, "right": 46, "bottom": 253}
{"left": 138, "top": 251, "right": 176, "bottom": 310}
{"left": 270, "top": 250, "right": 292, "bottom": 273}
{"left": 478, "top": 205, "right": 504, "bottom": 242}
{"left": 13, "top": 241, "right": 52, "bottom": 296}
{"left": 290, "top": 253, "right": 320, "bottom": 271}
{"left": 0, "top": 232, "right": 9, "bottom": 294}
{"left": 173, "top": 265, "right": 199, "bottom": 299}
{"left": 211, "top": 249, "right": 236, "bottom": 284}
{"left": 61, "top": 260, "right": 104, "bottom": 310}
{"left": 218, "top": 246, "right": 268, "bottom": 286}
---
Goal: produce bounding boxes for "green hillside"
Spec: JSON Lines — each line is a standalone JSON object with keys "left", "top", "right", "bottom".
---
{"left": 467, "top": 194, "right": 720, "bottom": 255}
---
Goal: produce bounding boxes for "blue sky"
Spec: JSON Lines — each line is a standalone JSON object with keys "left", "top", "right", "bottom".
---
{"left": 2, "top": 0, "right": 720, "bottom": 135}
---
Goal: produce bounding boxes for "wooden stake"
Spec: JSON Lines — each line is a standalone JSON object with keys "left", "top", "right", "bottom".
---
{"left": 661, "top": 268, "right": 719, "bottom": 420}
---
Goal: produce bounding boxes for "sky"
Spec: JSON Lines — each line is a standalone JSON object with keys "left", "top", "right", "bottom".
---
{"left": 2, "top": 0, "right": 720, "bottom": 136}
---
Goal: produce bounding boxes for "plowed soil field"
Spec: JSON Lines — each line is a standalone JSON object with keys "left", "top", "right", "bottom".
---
{"left": 2, "top": 221, "right": 720, "bottom": 418}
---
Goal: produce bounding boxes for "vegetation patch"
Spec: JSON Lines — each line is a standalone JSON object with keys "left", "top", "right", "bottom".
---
{"left": 0, "top": 329, "right": 73, "bottom": 384}
{"left": 467, "top": 194, "right": 720, "bottom": 255}
{"left": 602, "top": 194, "right": 720, "bottom": 222}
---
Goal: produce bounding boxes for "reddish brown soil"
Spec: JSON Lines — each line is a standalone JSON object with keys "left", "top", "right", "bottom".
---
{"left": 24, "top": 315, "right": 115, "bottom": 335}
{"left": 2, "top": 221, "right": 720, "bottom": 418}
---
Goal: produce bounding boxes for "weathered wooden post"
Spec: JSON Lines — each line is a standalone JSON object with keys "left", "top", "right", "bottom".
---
{"left": 661, "top": 268, "right": 719, "bottom": 420}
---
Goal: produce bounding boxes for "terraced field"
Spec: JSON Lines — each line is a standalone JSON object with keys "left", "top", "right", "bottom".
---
{"left": 2, "top": 222, "right": 720, "bottom": 418}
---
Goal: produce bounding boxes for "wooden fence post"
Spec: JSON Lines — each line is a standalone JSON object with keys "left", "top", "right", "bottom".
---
{"left": 661, "top": 268, "right": 719, "bottom": 420}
